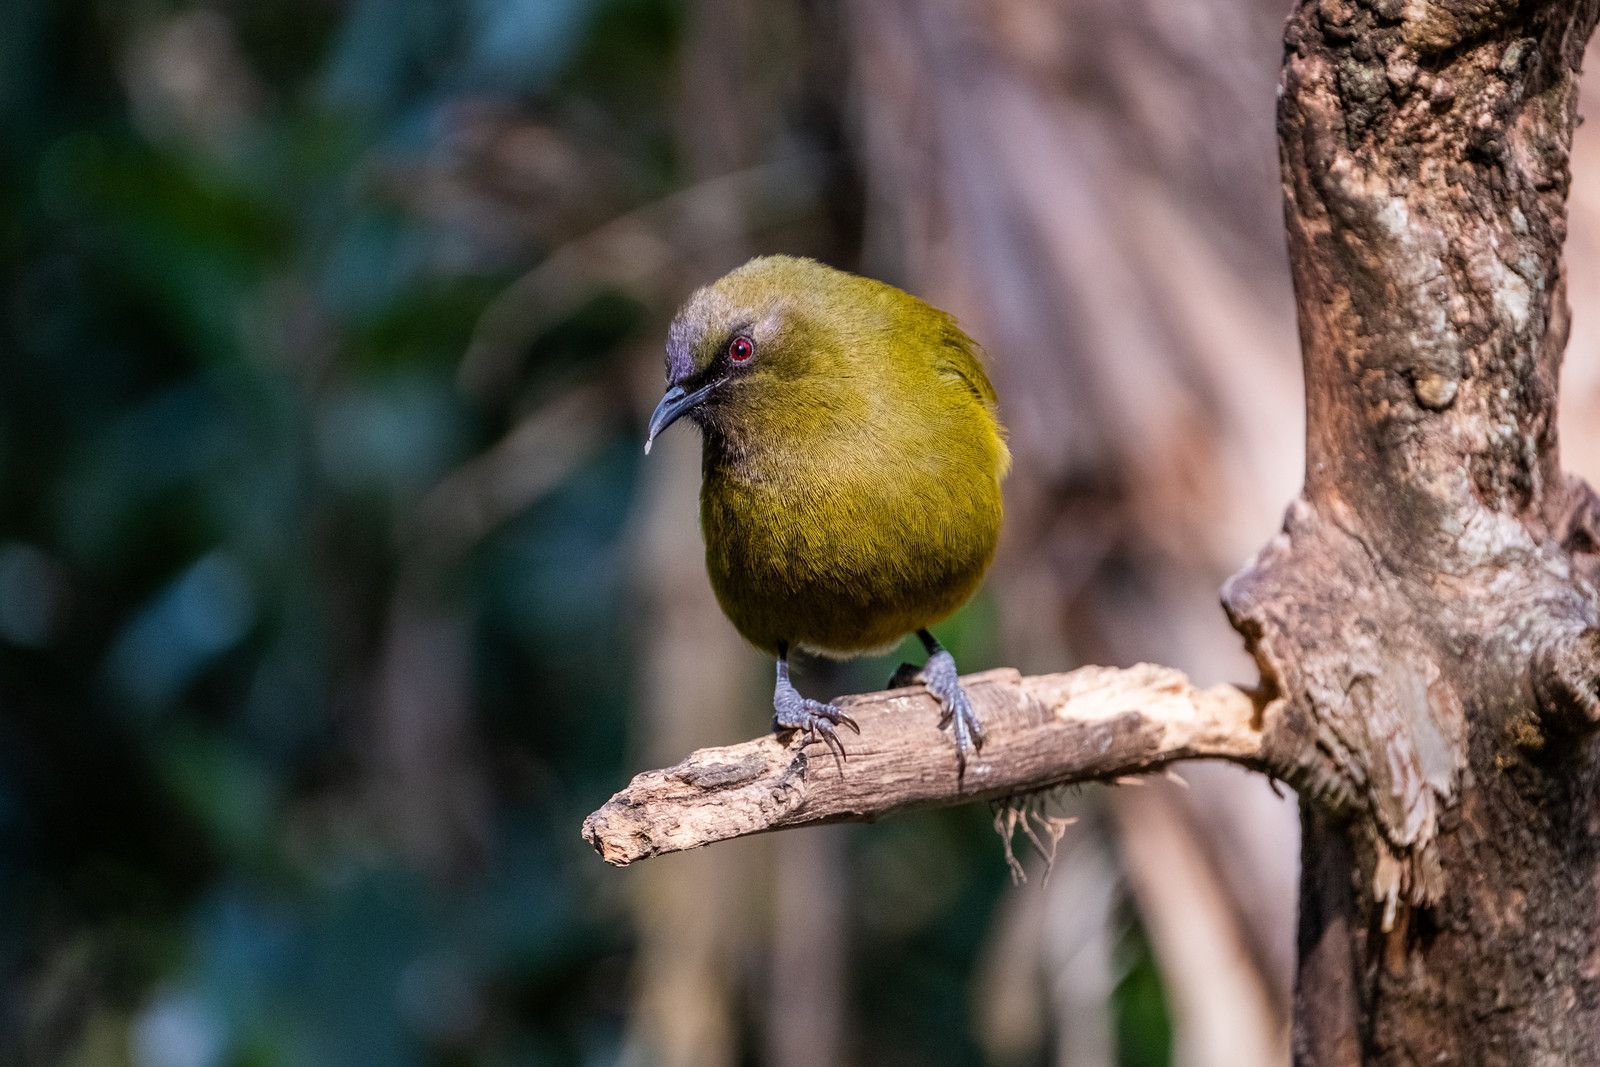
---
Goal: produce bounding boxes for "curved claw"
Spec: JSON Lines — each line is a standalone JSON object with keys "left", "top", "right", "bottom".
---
{"left": 775, "top": 681, "right": 857, "bottom": 772}
{"left": 921, "top": 649, "right": 985, "bottom": 775}
{"left": 808, "top": 718, "right": 848, "bottom": 773}
{"left": 944, "top": 694, "right": 983, "bottom": 775}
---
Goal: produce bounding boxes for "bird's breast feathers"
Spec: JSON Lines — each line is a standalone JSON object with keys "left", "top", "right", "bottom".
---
{"left": 699, "top": 411, "right": 1004, "bottom": 657}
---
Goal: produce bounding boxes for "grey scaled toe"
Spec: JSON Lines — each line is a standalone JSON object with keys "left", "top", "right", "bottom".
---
{"left": 773, "top": 672, "right": 859, "bottom": 769}
{"left": 919, "top": 647, "right": 985, "bottom": 773}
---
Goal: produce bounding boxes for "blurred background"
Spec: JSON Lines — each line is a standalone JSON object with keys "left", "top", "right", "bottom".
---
{"left": 7, "top": 1, "right": 1600, "bottom": 1064}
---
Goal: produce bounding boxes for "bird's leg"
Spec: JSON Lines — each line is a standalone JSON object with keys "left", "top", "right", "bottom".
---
{"left": 773, "top": 641, "right": 859, "bottom": 769}
{"left": 886, "top": 660, "right": 922, "bottom": 689}
{"left": 910, "top": 629, "right": 985, "bottom": 773}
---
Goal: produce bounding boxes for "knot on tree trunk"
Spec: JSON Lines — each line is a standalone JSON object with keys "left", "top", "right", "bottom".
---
{"left": 1225, "top": 498, "right": 1465, "bottom": 916}
{"left": 1227, "top": 482, "right": 1600, "bottom": 917}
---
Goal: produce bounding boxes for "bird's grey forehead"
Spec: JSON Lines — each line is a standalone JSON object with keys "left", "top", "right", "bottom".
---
{"left": 665, "top": 286, "right": 746, "bottom": 383}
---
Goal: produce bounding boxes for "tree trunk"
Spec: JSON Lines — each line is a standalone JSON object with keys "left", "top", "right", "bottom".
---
{"left": 1223, "top": 0, "right": 1600, "bottom": 1060}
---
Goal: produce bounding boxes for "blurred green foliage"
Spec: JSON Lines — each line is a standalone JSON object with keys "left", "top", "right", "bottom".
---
{"left": 0, "top": 1, "right": 1170, "bottom": 1064}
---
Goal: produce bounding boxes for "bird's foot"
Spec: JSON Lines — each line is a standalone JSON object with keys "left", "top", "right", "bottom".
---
{"left": 774, "top": 678, "right": 859, "bottom": 770}
{"left": 919, "top": 649, "right": 985, "bottom": 774}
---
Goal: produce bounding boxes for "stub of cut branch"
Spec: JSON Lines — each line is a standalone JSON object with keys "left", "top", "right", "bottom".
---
{"left": 582, "top": 663, "right": 1266, "bottom": 866}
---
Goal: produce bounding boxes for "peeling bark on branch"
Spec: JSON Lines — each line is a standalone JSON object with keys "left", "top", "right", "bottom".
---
{"left": 582, "top": 665, "right": 1262, "bottom": 866}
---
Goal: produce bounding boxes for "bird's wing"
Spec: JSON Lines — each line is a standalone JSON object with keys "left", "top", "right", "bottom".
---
{"left": 932, "top": 314, "right": 1000, "bottom": 409}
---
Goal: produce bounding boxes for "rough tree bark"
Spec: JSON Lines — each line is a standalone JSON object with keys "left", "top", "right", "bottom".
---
{"left": 1223, "top": 0, "right": 1600, "bottom": 1061}
{"left": 586, "top": 0, "right": 1600, "bottom": 1060}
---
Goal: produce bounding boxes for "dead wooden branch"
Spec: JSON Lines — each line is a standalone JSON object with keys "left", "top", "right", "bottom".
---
{"left": 582, "top": 663, "right": 1265, "bottom": 866}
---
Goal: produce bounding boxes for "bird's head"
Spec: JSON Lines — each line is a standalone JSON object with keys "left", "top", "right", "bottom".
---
{"left": 645, "top": 256, "right": 874, "bottom": 455}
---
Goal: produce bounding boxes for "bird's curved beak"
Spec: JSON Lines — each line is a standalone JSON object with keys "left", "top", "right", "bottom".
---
{"left": 644, "top": 377, "right": 724, "bottom": 454}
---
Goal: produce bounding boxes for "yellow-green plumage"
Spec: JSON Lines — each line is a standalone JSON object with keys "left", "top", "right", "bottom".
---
{"left": 664, "top": 255, "right": 1009, "bottom": 658}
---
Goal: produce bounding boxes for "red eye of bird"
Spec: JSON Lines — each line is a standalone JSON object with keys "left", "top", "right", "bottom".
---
{"left": 728, "top": 335, "right": 755, "bottom": 363}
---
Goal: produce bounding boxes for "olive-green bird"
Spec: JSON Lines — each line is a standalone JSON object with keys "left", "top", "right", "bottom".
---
{"left": 644, "top": 255, "right": 1008, "bottom": 771}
